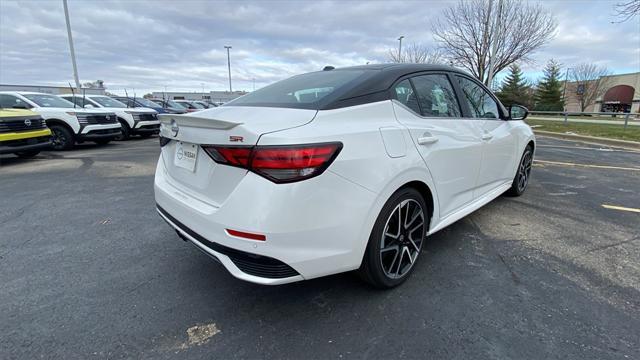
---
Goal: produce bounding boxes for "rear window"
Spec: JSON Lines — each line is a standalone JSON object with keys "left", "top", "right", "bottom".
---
{"left": 226, "top": 70, "right": 367, "bottom": 109}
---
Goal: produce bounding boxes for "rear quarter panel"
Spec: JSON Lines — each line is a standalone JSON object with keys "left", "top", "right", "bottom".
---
{"left": 258, "top": 100, "right": 440, "bottom": 266}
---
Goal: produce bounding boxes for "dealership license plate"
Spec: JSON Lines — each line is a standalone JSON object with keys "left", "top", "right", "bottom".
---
{"left": 174, "top": 142, "right": 198, "bottom": 172}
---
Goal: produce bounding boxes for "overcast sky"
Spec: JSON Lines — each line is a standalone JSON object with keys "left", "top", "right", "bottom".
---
{"left": 1, "top": 0, "right": 638, "bottom": 95}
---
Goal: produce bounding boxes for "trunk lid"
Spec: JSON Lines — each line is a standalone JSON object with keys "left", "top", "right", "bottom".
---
{"left": 158, "top": 106, "right": 317, "bottom": 207}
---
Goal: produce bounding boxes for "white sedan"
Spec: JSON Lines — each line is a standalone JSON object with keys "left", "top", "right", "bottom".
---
{"left": 154, "top": 64, "right": 535, "bottom": 288}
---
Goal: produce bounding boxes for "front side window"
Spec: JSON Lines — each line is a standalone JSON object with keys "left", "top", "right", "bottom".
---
{"left": 0, "top": 94, "right": 31, "bottom": 109}
{"left": 393, "top": 79, "right": 420, "bottom": 114}
{"left": 456, "top": 76, "right": 500, "bottom": 119}
{"left": 22, "top": 94, "right": 74, "bottom": 108}
{"left": 410, "top": 74, "right": 461, "bottom": 117}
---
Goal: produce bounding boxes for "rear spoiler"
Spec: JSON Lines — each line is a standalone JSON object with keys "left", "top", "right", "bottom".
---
{"left": 158, "top": 113, "right": 242, "bottom": 130}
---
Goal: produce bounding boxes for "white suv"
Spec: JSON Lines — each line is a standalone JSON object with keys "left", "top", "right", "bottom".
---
{"left": 0, "top": 92, "right": 121, "bottom": 150}
{"left": 155, "top": 64, "right": 535, "bottom": 288}
{"left": 60, "top": 95, "right": 159, "bottom": 140}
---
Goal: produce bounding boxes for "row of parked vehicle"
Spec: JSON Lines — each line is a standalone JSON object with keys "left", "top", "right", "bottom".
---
{"left": 0, "top": 92, "right": 213, "bottom": 158}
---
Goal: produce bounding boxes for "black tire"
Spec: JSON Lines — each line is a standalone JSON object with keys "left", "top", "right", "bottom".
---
{"left": 358, "top": 187, "right": 429, "bottom": 288}
{"left": 14, "top": 150, "right": 40, "bottom": 158}
{"left": 114, "top": 121, "right": 130, "bottom": 141}
{"left": 506, "top": 145, "right": 533, "bottom": 197}
{"left": 94, "top": 139, "right": 111, "bottom": 145}
{"left": 49, "top": 125, "right": 75, "bottom": 151}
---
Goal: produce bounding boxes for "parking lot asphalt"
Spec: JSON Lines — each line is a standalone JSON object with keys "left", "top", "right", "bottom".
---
{"left": 1, "top": 136, "right": 639, "bottom": 359}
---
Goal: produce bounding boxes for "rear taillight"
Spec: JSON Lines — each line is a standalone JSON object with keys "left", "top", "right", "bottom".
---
{"left": 202, "top": 142, "right": 342, "bottom": 183}
{"left": 159, "top": 136, "right": 171, "bottom": 147}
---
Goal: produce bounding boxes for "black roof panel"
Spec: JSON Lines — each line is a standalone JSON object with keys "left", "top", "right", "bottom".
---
{"left": 320, "top": 64, "right": 472, "bottom": 110}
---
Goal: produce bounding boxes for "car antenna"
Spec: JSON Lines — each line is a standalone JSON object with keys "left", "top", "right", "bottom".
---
{"left": 133, "top": 89, "right": 136, "bottom": 109}
{"left": 124, "top": 88, "right": 130, "bottom": 108}
{"left": 68, "top": 82, "right": 76, "bottom": 108}
{"left": 82, "top": 87, "right": 86, "bottom": 108}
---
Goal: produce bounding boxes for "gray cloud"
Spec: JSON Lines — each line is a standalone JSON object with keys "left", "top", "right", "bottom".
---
{"left": 1, "top": 0, "right": 638, "bottom": 95}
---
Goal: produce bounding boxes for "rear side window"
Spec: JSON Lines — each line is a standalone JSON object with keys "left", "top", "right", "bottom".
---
{"left": 227, "top": 70, "right": 367, "bottom": 110}
{"left": 393, "top": 79, "right": 421, "bottom": 114}
{"left": 456, "top": 76, "right": 500, "bottom": 119}
{"left": 410, "top": 74, "right": 461, "bottom": 117}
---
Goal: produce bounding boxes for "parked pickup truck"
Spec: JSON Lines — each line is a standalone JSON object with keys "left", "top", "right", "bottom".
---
{"left": 0, "top": 109, "right": 52, "bottom": 158}
{"left": 60, "top": 94, "right": 160, "bottom": 140}
{"left": 0, "top": 92, "right": 121, "bottom": 150}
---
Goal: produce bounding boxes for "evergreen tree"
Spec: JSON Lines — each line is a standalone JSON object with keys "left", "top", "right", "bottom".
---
{"left": 496, "top": 64, "right": 533, "bottom": 108}
{"left": 534, "top": 59, "right": 564, "bottom": 111}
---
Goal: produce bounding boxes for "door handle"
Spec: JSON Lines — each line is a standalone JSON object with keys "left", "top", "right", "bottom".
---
{"left": 481, "top": 133, "right": 493, "bottom": 141}
{"left": 417, "top": 136, "right": 439, "bottom": 145}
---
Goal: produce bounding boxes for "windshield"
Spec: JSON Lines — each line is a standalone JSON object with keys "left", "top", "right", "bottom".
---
{"left": 227, "top": 70, "right": 367, "bottom": 109}
{"left": 134, "top": 98, "right": 161, "bottom": 108}
{"left": 166, "top": 100, "right": 186, "bottom": 108}
{"left": 91, "top": 96, "right": 127, "bottom": 108}
{"left": 23, "top": 94, "right": 75, "bottom": 108}
{"left": 190, "top": 102, "right": 206, "bottom": 109}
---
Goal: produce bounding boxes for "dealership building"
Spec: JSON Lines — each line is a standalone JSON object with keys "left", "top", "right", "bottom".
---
{"left": 150, "top": 91, "right": 247, "bottom": 103}
{"left": 563, "top": 72, "right": 640, "bottom": 113}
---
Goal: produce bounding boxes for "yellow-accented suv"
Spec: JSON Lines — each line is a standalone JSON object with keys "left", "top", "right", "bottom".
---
{"left": 0, "top": 109, "right": 52, "bottom": 158}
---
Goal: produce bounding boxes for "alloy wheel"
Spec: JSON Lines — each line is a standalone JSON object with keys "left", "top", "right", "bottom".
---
{"left": 51, "top": 128, "right": 67, "bottom": 150}
{"left": 517, "top": 150, "right": 532, "bottom": 192}
{"left": 379, "top": 199, "right": 425, "bottom": 279}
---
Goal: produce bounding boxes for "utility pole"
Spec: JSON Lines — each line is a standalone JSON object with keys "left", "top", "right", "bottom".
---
{"left": 224, "top": 46, "right": 232, "bottom": 92}
{"left": 562, "top": 67, "right": 572, "bottom": 112}
{"left": 397, "top": 36, "right": 404, "bottom": 62}
{"left": 486, "top": 0, "right": 503, "bottom": 88}
{"left": 63, "top": 0, "right": 81, "bottom": 90}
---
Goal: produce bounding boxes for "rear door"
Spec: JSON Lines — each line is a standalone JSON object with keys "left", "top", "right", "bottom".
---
{"left": 455, "top": 76, "right": 518, "bottom": 197}
{"left": 392, "top": 73, "right": 484, "bottom": 218}
{"left": 158, "top": 107, "right": 317, "bottom": 207}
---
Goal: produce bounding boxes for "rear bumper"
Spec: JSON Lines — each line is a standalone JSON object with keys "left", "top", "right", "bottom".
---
{"left": 154, "top": 154, "right": 378, "bottom": 285}
{"left": 0, "top": 135, "right": 51, "bottom": 154}
{"left": 157, "top": 205, "right": 303, "bottom": 284}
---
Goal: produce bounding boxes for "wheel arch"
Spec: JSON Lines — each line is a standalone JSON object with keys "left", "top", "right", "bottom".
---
{"left": 398, "top": 180, "right": 434, "bottom": 226}
{"left": 45, "top": 119, "right": 75, "bottom": 134}
{"left": 117, "top": 116, "right": 132, "bottom": 129}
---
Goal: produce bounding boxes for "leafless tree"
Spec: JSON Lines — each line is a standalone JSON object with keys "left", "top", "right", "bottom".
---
{"left": 388, "top": 43, "right": 445, "bottom": 64}
{"left": 571, "top": 63, "right": 612, "bottom": 112}
{"left": 432, "top": 0, "right": 557, "bottom": 85}
{"left": 613, "top": 0, "right": 640, "bottom": 22}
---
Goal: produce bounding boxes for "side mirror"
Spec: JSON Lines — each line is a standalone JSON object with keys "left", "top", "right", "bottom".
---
{"left": 83, "top": 104, "right": 94, "bottom": 109}
{"left": 509, "top": 105, "right": 528, "bottom": 120}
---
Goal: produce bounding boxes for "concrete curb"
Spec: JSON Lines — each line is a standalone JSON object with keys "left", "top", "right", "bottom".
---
{"left": 533, "top": 130, "right": 640, "bottom": 150}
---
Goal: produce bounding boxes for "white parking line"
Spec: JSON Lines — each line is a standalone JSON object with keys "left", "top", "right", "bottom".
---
{"left": 534, "top": 159, "right": 640, "bottom": 172}
{"left": 602, "top": 204, "right": 640, "bottom": 213}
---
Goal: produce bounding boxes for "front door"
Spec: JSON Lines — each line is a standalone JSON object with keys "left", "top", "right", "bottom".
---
{"left": 455, "top": 76, "right": 518, "bottom": 197}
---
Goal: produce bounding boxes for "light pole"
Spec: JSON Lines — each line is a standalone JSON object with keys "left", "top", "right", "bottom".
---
{"left": 63, "top": 0, "right": 81, "bottom": 89}
{"left": 224, "top": 46, "right": 232, "bottom": 92}
{"left": 397, "top": 36, "right": 404, "bottom": 62}
{"left": 562, "top": 67, "right": 573, "bottom": 112}
{"left": 486, "top": 0, "right": 503, "bottom": 88}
